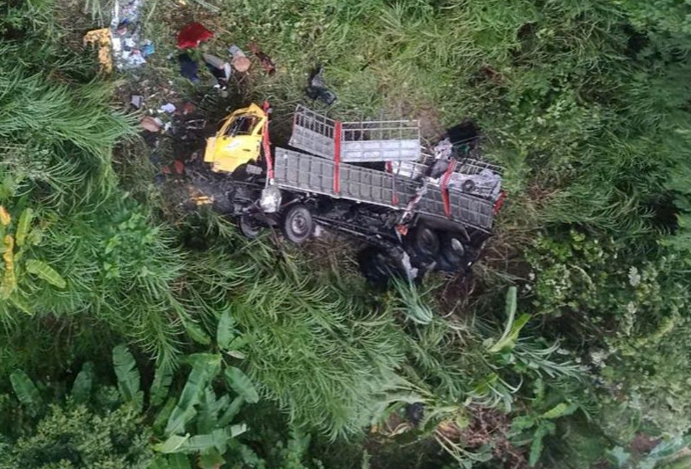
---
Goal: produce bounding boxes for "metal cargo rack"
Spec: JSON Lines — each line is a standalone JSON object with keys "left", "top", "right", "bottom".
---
{"left": 273, "top": 148, "right": 495, "bottom": 232}
{"left": 417, "top": 185, "right": 495, "bottom": 231}
{"left": 289, "top": 105, "right": 421, "bottom": 163}
{"left": 273, "top": 148, "right": 418, "bottom": 209}
{"left": 389, "top": 154, "right": 503, "bottom": 202}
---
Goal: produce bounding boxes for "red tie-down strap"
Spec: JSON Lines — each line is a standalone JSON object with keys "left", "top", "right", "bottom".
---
{"left": 440, "top": 159, "right": 457, "bottom": 218}
{"left": 385, "top": 162, "right": 399, "bottom": 206}
{"left": 262, "top": 101, "right": 273, "bottom": 181}
{"left": 333, "top": 121, "right": 342, "bottom": 194}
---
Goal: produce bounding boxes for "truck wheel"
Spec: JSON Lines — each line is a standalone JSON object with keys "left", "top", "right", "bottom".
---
{"left": 461, "top": 179, "right": 476, "bottom": 193}
{"left": 440, "top": 233, "right": 466, "bottom": 265}
{"left": 358, "top": 247, "right": 396, "bottom": 286}
{"left": 282, "top": 204, "right": 313, "bottom": 244}
{"left": 410, "top": 225, "right": 440, "bottom": 261}
{"left": 239, "top": 213, "right": 262, "bottom": 239}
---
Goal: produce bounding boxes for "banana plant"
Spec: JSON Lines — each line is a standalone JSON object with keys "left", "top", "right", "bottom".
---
{"left": 149, "top": 311, "right": 259, "bottom": 469}
{"left": 8, "top": 335, "right": 261, "bottom": 469}
{"left": 0, "top": 204, "right": 65, "bottom": 313}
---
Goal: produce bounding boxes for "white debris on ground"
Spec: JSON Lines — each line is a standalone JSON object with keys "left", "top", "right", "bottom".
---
{"left": 110, "top": 0, "right": 154, "bottom": 69}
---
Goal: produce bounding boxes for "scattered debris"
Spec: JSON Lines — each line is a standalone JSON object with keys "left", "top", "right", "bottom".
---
{"left": 130, "top": 95, "right": 143, "bottom": 108}
{"left": 159, "top": 103, "right": 177, "bottom": 114}
{"left": 229, "top": 45, "right": 251, "bottom": 73}
{"left": 202, "top": 53, "right": 231, "bottom": 89}
{"left": 177, "top": 22, "right": 214, "bottom": 49}
{"left": 305, "top": 65, "right": 337, "bottom": 105}
{"left": 183, "top": 102, "right": 196, "bottom": 115}
{"left": 185, "top": 119, "right": 206, "bottom": 130}
{"left": 178, "top": 53, "right": 200, "bottom": 83}
{"left": 110, "top": 0, "right": 151, "bottom": 69}
{"left": 174, "top": 160, "right": 185, "bottom": 174}
{"left": 140, "top": 116, "right": 161, "bottom": 132}
{"left": 83, "top": 28, "right": 113, "bottom": 74}
{"left": 248, "top": 42, "right": 276, "bottom": 75}
{"left": 141, "top": 41, "right": 155, "bottom": 57}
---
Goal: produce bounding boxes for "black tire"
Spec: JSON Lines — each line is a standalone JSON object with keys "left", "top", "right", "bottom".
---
{"left": 461, "top": 179, "right": 476, "bottom": 193}
{"left": 358, "top": 247, "right": 397, "bottom": 286}
{"left": 440, "top": 233, "right": 466, "bottom": 265}
{"left": 282, "top": 204, "right": 313, "bottom": 244}
{"left": 409, "top": 225, "right": 440, "bottom": 261}
{"left": 239, "top": 213, "right": 262, "bottom": 239}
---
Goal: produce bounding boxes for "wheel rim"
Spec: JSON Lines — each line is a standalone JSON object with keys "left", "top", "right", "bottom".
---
{"left": 240, "top": 215, "right": 260, "bottom": 237}
{"left": 290, "top": 212, "right": 309, "bottom": 237}
{"left": 450, "top": 238, "right": 465, "bottom": 257}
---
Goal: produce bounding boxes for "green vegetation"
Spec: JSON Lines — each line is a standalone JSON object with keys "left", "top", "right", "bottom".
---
{"left": 2, "top": 0, "right": 691, "bottom": 467}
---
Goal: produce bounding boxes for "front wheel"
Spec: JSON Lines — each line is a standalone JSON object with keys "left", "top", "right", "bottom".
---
{"left": 282, "top": 204, "right": 313, "bottom": 244}
{"left": 239, "top": 213, "right": 262, "bottom": 239}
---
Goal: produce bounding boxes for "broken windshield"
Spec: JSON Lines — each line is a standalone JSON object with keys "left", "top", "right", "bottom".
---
{"left": 226, "top": 115, "right": 259, "bottom": 136}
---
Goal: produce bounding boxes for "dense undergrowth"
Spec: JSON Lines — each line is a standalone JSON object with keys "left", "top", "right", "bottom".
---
{"left": 2, "top": 0, "right": 691, "bottom": 468}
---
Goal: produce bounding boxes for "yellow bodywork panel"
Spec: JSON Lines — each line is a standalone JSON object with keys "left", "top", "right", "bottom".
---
{"left": 204, "top": 103, "right": 267, "bottom": 173}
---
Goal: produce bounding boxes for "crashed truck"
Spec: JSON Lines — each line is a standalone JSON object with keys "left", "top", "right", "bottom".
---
{"left": 198, "top": 102, "right": 505, "bottom": 281}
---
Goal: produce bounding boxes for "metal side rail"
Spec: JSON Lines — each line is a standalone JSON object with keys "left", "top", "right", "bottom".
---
{"left": 274, "top": 148, "right": 417, "bottom": 209}
{"left": 289, "top": 105, "right": 422, "bottom": 163}
{"left": 274, "top": 148, "right": 495, "bottom": 231}
{"left": 417, "top": 185, "right": 494, "bottom": 231}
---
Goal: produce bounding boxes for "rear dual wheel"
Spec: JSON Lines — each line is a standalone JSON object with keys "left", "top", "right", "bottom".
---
{"left": 409, "top": 225, "right": 472, "bottom": 272}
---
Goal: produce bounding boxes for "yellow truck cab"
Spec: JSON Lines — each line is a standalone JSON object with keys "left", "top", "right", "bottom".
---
{"left": 203, "top": 103, "right": 267, "bottom": 173}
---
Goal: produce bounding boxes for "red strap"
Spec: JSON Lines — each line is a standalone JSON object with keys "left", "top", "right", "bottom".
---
{"left": 262, "top": 101, "right": 273, "bottom": 180}
{"left": 440, "top": 159, "right": 456, "bottom": 218}
{"left": 333, "top": 121, "right": 342, "bottom": 194}
{"left": 493, "top": 190, "right": 507, "bottom": 214}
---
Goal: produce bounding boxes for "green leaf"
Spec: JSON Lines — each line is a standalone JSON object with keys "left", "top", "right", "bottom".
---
{"left": 148, "top": 454, "right": 191, "bottom": 469}
{"left": 155, "top": 435, "right": 191, "bottom": 453}
{"left": 10, "top": 370, "right": 42, "bottom": 411}
{"left": 199, "top": 449, "right": 225, "bottom": 469}
{"left": 166, "top": 454, "right": 191, "bottom": 469}
{"left": 154, "top": 397, "right": 177, "bottom": 433}
{"left": 230, "top": 423, "right": 248, "bottom": 438}
{"left": 529, "top": 427, "right": 546, "bottom": 467}
{"left": 197, "top": 387, "right": 230, "bottom": 434}
{"left": 8, "top": 294, "right": 32, "bottom": 315}
{"left": 216, "top": 310, "right": 237, "bottom": 349}
{"left": 607, "top": 446, "right": 630, "bottom": 467}
{"left": 147, "top": 455, "right": 169, "bottom": 469}
{"left": 112, "top": 344, "right": 142, "bottom": 408}
{"left": 218, "top": 396, "right": 244, "bottom": 427}
{"left": 489, "top": 313, "right": 531, "bottom": 354}
{"left": 71, "top": 362, "right": 95, "bottom": 403}
{"left": 186, "top": 428, "right": 230, "bottom": 453}
{"left": 541, "top": 402, "right": 578, "bottom": 420}
{"left": 155, "top": 429, "right": 230, "bottom": 455}
{"left": 25, "top": 259, "right": 66, "bottom": 289}
{"left": 529, "top": 422, "right": 556, "bottom": 467}
{"left": 185, "top": 322, "right": 211, "bottom": 345}
{"left": 166, "top": 354, "right": 221, "bottom": 435}
{"left": 15, "top": 208, "right": 32, "bottom": 247}
{"left": 489, "top": 287, "right": 531, "bottom": 353}
{"left": 510, "top": 415, "right": 536, "bottom": 432}
{"left": 224, "top": 367, "right": 259, "bottom": 404}
{"left": 150, "top": 362, "right": 174, "bottom": 407}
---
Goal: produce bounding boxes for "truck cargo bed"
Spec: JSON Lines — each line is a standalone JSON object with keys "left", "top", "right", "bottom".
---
{"left": 273, "top": 148, "right": 495, "bottom": 231}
